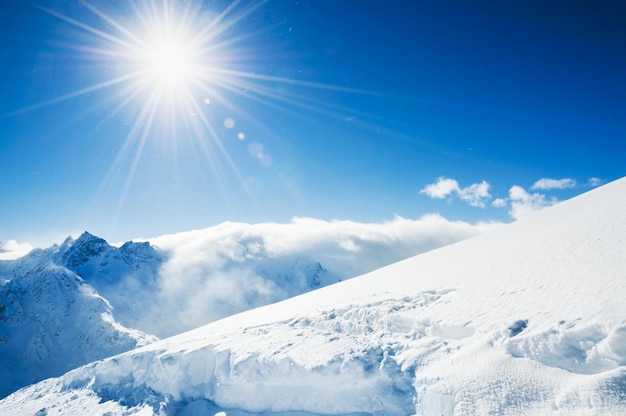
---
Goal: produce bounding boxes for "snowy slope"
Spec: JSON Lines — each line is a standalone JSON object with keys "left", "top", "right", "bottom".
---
{"left": 2, "top": 177, "right": 625, "bottom": 415}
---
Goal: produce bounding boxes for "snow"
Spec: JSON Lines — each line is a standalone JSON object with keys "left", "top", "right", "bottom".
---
{"left": 0, "top": 232, "right": 162, "bottom": 398}
{"left": 59, "top": 232, "right": 165, "bottom": 330}
{"left": 1, "top": 177, "right": 625, "bottom": 415}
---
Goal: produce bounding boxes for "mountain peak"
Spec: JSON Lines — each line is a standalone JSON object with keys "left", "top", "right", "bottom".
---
{"left": 75, "top": 231, "right": 105, "bottom": 244}
{"left": 61, "top": 232, "right": 110, "bottom": 268}
{"left": 60, "top": 235, "right": 74, "bottom": 247}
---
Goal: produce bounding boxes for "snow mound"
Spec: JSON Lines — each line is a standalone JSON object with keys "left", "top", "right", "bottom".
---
{"left": 1, "top": 177, "right": 625, "bottom": 415}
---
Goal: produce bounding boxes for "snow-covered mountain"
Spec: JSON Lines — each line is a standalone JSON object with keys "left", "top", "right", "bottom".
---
{"left": 0, "top": 234, "right": 165, "bottom": 399}
{"left": 3, "top": 177, "right": 624, "bottom": 415}
{"left": 59, "top": 231, "right": 165, "bottom": 330}
{"left": 4, "top": 216, "right": 485, "bottom": 340}
{"left": 0, "top": 231, "right": 165, "bottom": 328}
{"left": 0, "top": 258, "right": 155, "bottom": 399}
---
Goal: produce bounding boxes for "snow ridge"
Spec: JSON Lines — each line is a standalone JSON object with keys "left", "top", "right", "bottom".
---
{"left": 53, "top": 293, "right": 448, "bottom": 415}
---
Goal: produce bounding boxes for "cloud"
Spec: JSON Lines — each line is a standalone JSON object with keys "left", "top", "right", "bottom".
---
{"left": 420, "top": 177, "right": 492, "bottom": 208}
{"left": 423, "top": 175, "right": 604, "bottom": 222}
{"left": 587, "top": 177, "right": 602, "bottom": 187}
{"left": 420, "top": 177, "right": 460, "bottom": 199}
{"left": 0, "top": 240, "right": 34, "bottom": 260}
{"left": 458, "top": 181, "right": 491, "bottom": 207}
{"left": 531, "top": 178, "right": 577, "bottom": 190}
{"left": 493, "top": 176, "right": 602, "bottom": 220}
{"left": 508, "top": 185, "right": 559, "bottom": 220}
{"left": 491, "top": 198, "right": 508, "bottom": 208}
{"left": 141, "top": 215, "right": 501, "bottom": 337}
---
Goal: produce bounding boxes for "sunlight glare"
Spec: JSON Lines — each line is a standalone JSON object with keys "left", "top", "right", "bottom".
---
{"left": 143, "top": 38, "right": 196, "bottom": 88}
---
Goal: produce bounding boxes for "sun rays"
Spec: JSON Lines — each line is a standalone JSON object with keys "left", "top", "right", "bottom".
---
{"left": 11, "top": 0, "right": 379, "bottom": 233}
{"left": 32, "top": 0, "right": 267, "bottom": 223}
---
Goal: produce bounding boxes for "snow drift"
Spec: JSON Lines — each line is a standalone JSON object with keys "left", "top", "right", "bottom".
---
{"left": 2, "top": 177, "right": 625, "bottom": 415}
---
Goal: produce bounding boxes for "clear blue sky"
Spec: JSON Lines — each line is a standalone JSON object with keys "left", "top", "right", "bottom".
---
{"left": 1, "top": 0, "right": 624, "bottom": 246}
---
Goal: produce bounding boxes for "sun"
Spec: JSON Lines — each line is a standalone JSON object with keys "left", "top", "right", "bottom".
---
{"left": 142, "top": 38, "right": 196, "bottom": 89}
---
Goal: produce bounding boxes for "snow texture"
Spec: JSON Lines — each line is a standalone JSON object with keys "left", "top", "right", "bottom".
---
{"left": 1, "top": 177, "right": 626, "bottom": 415}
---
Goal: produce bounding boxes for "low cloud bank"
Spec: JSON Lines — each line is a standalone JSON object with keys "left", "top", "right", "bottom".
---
{"left": 141, "top": 215, "right": 499, "bottom": 337}
{"left": 0, "top": 240, "right": 34, "bottom": 260}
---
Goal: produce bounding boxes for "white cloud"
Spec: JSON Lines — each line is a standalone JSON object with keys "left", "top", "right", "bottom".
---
{"left": 492, "top": 198, "right": 508, "bottom": 208}
{"left": 508, "top": 185, "right": 558, "bottom": 220}
{"left": 420, "top": 177, "right": 491, "bottom": 208}
{"left": 420, "top": 177, "right": 460, "bottom": 199}
{"left": 492, "top": 176, "right": 599, "bottom": 220}
{"left": 588, "top": 177, "right": 602, "bottom": 187}
{"left": 458, "top": 181, "right": 491, "bottom": 208}
{"left": 142, "top": 215, "right": 501, "bottom": 337}
{"left": 531, "top": 178, "right": 576, "bottom": 190}
{"left": 0, "top": 240, "right": 34, "bottom": 260}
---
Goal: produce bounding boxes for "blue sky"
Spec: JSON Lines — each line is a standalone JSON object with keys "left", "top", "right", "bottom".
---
{"left": 1, "top": 0, "right": 624, "bottom": 247}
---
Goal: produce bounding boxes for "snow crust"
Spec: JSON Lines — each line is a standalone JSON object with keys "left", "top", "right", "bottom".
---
{"left": 1, "top": 177, "right": 625, "bottom": 415}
